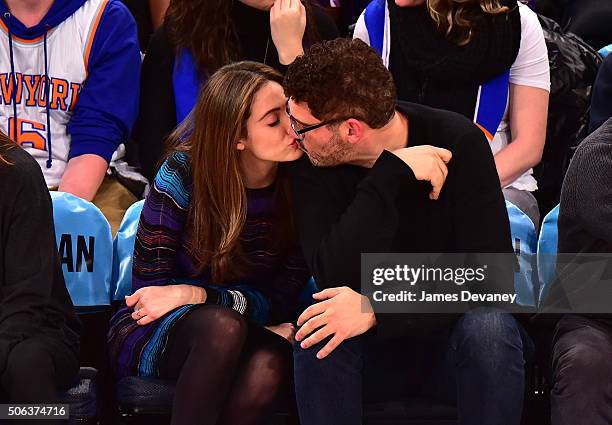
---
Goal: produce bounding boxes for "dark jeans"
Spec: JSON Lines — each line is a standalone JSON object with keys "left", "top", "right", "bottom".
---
{"left": 294, "top": 308, "right": 530, "bottom": 425}
{"left": 551, "top": 315, "right": 612, "bottom": 425}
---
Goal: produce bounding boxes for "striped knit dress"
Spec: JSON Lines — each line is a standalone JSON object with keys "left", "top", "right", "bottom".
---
{"left": 108, "top": 152, "right": 310, "bottom": 379}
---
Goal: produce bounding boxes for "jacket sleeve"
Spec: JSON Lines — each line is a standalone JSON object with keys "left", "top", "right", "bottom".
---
{"left": 203, "top": 243, "right": 310, "bottom": 326}
{"left": 0, "top": 158, "right": 63, "bottom": 374}
{"left": 289, "top": 152, "right": 418, "bottom": 292}
{"left": 67, "top": 1, "right": 141, "bottom": 163}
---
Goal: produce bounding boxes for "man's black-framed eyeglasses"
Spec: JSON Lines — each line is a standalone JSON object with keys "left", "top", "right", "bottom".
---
{"left": 285, "top": 100, "right": 346, "bottom": 144}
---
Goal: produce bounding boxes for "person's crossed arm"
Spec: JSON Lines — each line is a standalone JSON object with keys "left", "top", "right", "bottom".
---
{"left": 292, "top": 146, "right": 451, "bottom": 358}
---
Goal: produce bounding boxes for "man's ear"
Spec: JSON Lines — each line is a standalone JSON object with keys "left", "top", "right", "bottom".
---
{"left": 345, "top": 119, "right": 365, "bottom": 145}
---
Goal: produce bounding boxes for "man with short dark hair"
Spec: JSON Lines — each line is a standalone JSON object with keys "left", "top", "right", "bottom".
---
{"left": 284, "top": 38, "right": 529, "bottom": 425}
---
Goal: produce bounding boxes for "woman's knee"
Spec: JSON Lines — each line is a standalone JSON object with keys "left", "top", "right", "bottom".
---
{"left": 181, "top": 306, "right": 248, "bottom": 353}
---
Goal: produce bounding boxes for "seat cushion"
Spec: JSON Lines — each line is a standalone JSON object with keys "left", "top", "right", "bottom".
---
{"left": 117, "top": 376, "right": 458, "bottom": 422}
{"left": 116, "top": 376, "right": 176, "bottom": 414}
{"left": 60, "top": 367, "right": 97, "bottom": 419}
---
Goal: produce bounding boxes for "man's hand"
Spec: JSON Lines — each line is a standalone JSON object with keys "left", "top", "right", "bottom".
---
{"left": 270, "top": 0, "right": 306, "bottom": 65}
{"left": 126, "top": 284, "right": 206, "bottom": 326}
{"left": 391, "top": 146, "right": 452, "bottom": 200}
{"left": 295, "top": 286, "right": 376, "bottom": 359}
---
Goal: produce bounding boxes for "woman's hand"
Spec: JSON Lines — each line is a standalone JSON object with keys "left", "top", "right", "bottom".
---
{"left": 270, "top": 0, "right": 306, "bottom": 65}
{"left": 265, "top": 322, "right": 296, "bottom": 343}
{"left": 126, "top": 284, "right": 207, "bottom": 326}
{"left": 391, "top": 146, "right": 452, "bottom": 200}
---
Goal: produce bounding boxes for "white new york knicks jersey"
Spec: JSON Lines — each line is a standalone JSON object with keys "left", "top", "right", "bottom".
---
{"left": 0, "top": 0, "right": 109, "bottom": 187}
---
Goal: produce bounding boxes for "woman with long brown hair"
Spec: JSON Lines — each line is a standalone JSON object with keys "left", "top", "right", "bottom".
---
{"left": 355, "top": 0, "right": 550, "bottom": 228}
{"left": 108, "top": 62, "right": 309, "bottom": 425}
{"left": 0, "top": 132, "right": 81, "bottom": 413}
{"left": 132, "top": 0, "right": 338, "bottom": 181}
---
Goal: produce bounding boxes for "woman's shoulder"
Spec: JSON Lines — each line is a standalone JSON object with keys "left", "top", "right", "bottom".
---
{"left": 517, "top": 2, "right": 542, "bottom": 35}
{"left": 153, "top": 151, "right": 192, "bottom": 208}
{"left": 509, "top": 2, "right": 550, "bottom": 90}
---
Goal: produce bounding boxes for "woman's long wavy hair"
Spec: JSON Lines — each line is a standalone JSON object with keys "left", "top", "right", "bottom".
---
{"left": 0, "top": 132, "right": 14, "bottom": 165}
{"left": 167, "top": 61, "right": 290, "bottom": 283}
{"left": 165, "top": 0, "right": 320, "bottom": 75}
{"left": 428, "top": 0, "right": 513, "bottom": 45}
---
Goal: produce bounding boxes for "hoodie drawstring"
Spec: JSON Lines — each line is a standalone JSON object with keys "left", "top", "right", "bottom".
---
{"left": 7, "top": 25, "right": 18, "bottom": 149}
{"left": 43, "top": 31, "right": 52, "bottom": 169}
{"left": 6, "top": 14, "right": 53, "bottom": 169}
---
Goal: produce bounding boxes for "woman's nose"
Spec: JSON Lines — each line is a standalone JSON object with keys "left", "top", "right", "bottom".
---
{"left": 281, "top": 113, "right": 295, "bottom": 137}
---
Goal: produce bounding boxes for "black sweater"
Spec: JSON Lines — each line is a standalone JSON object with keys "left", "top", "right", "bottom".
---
{"left": 288, "top": 101, "right": 514, "bottom": 339}
{"left": 559, "top": 118, "right": 612, "bottom": 255}
{"left": 132, "top": 3, "right": 339, "bottom": 181}
{"left": 0, "top": 145, "right": 81, "bottom": 375}
{"left": 535, "top": 118, "right": 612, "bottom": 326}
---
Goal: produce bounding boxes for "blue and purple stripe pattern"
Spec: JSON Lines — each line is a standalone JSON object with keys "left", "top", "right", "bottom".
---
{"left": 108, "top": 152, "right": 309, "bottom": 378}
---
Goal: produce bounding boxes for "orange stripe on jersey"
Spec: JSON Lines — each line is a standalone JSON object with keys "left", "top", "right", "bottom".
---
{"left": 0, "top": 19, "right": 47, "bottom": 44}
{"left": 84, "top": 0, "right": 110, "bottom": 74}
{"left": 475, "top": 122, "right": 495, "bottom": 142}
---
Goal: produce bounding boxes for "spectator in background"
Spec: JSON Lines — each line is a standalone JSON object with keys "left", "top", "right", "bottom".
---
{"left": 549, "top": 117, "right": 612, "bottom": 425}
{"left": 589, "top": 54, "right": 612, "bottom": 133}
{"left": 0, "top": 0, "right": 142, "bottom": 234}
{"left": 311, "top": 0, "right": 370, "bottom": 35}
{"left": 108, "top": 62, "right": 310, "bottom": 425}
{"left": 133, "top": 0, "right": 338, "bottom": 181}
{"left": 0, "top": 132, "right": 81, "bottom": 420}
{"left": 354, "top": 0, "right": 550, "bottom": 227}
{"left": 548, "top": 0, "right": 612, "bottom": 51}
{"left": 122, "top": 0, "right": 170, "bottom": 51}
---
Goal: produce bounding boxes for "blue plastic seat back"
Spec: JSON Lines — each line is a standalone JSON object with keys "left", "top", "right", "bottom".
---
{"left": 537, "top": 204, "right": 559, "bottom": 303}
{"left": 599, "top": 44, "right": 612, "bottom": 58}
{"left": 50, "top": 192, "right": 112, "bottom": 309}
{"left": 506, "top": 200, "right": 538, "bottom": 307}
{"left": 112, "top": 200, "right": 145, "bottom": 301}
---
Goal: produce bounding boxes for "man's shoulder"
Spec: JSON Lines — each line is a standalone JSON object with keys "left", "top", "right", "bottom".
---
{"left": 397, "top": 100, "right": 483, "bottom": 148}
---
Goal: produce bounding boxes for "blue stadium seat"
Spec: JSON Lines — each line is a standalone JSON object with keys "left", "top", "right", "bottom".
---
{"left": 537, "top": 204, "right": 560, "bottom": 303}
{"left": 112, "top": 200, "right": 145, "bottom": 302}
{"left": 599, "top": 43, "right": 612, "bottom": 57}
{"left": 111, "top": 200, "right": 174, "bottom": 420}
{"left": 50, "top": 191, "right": 113, "bottom": 310}
{"left": 506, "top": 200, "right": 538, "bottom": 307}
{"left": 50, "top": 192, "right": 114, "bottom": 423}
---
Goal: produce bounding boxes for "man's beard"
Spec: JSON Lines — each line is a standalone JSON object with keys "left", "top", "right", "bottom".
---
{"left": 307, "top": 131, "right": 353, "bottom": 167}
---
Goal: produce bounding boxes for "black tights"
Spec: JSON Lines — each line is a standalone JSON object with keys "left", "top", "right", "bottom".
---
{"left": 161, "top": 305, "right": 293, "bottom": 425}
